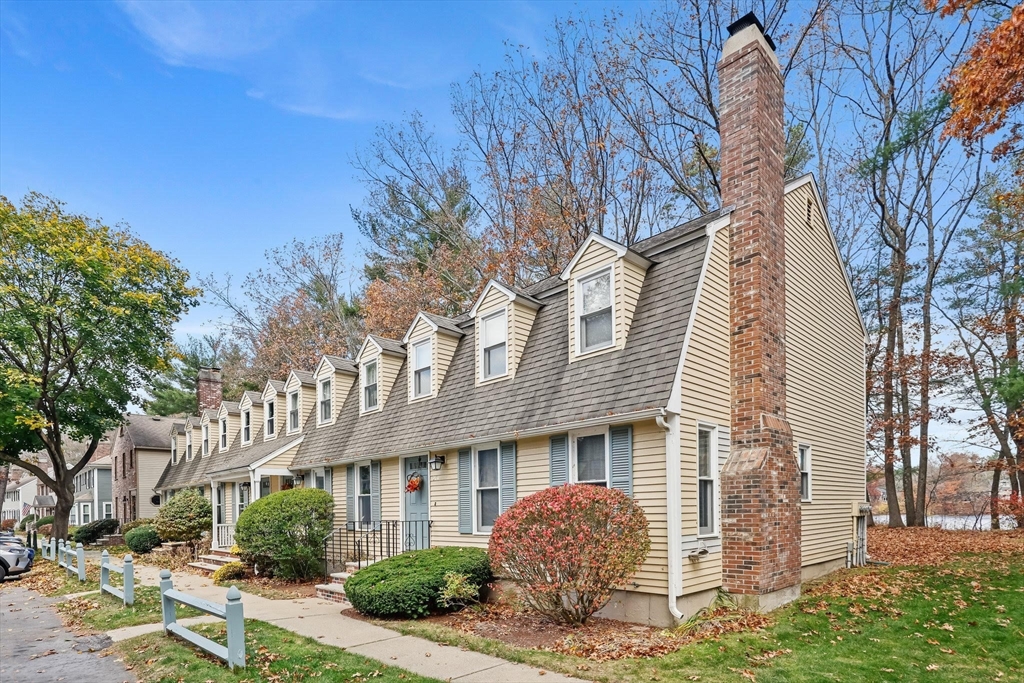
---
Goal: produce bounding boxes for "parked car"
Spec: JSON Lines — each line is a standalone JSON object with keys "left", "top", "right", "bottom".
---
{"left": 0, "top": 541, "right": 33, "bottom": 580}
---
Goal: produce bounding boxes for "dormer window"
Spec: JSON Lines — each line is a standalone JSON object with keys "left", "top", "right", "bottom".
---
{"left": 266, "top": 400, "right": 275, "bottom": 437}
{"left": 186, "top": 431, "right": 193, "bottom": 461}
{"left": 412, "top": 339, "right": 431, "bottom": 399}
{"left": 319, "top": 378, "right": 332, "bottom": 424}
{"left": 363, "top": 360, "right": 378, "bottom": 411}
{"left": 202, "top": 424, "right": 209, "bottom": 455}
{"left": 577, "top": 267, "right": 613, "bottom": 354}
{"left": 288, "top": 391, "right": 300, "bottom": 432}
{"left": 480, "top": 309, "right": 507, "bottom": 380}
{"left": 220, "top": 418, "right": 228, "bottom": 449}
{"left": 242, "top": 409, "right": 251, "bottom": 444}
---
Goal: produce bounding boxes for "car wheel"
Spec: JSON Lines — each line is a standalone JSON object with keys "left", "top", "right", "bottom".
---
{"left": 0, "top": 564, "right": 7, "bottom": 581}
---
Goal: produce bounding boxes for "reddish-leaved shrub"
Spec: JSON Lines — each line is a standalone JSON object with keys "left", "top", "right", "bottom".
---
{"left": 488, "top": 484, "right": 650, "bottom": 624}
{"left": 0, "top": 519, "right": 15, "bottom": 531}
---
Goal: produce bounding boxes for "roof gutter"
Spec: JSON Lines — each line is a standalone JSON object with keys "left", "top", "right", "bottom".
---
{"left": 311, "top": 408, "right": 665, "bottom": 470}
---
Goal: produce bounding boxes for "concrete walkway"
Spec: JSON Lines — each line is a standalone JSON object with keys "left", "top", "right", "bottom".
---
{"left": 105, "top": 563, "right": 581, "bottom": 682}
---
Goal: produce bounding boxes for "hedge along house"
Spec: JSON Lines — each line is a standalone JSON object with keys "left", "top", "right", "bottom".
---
{"left": 284, "top": 14, "right": 866, "bottom": 626}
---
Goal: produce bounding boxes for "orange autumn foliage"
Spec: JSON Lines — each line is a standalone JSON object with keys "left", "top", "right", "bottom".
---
{"left": 931, "top": 1, "right": 1024, "bottom": 168}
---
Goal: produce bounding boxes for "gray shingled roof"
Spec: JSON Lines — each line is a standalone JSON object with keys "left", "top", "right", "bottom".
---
{"left": 220, "top": 401, "right": 241, "bottom": 415}
{"left": 368, "top": 335, "right": 405, "bottom": 356}
{"left": 422, "top": 312, "right": 465, "bottom": 337}
{"left": 172, "top": 422, "right": 186, "bottom": 435}
{"left": 323, "top": 356, "right": 358, "bottom": 374}
{"left": 205, "top": 427, "right": 304, "bottom": 477}
{"left": 124, "top": 414, "right": 174, "bottom": 450}
{"left": 291, "top": 216, "right": 713, "bottom": 468}
{"left": 242, "top": 391, "right": 263, "bottom": 405}
{"left": 291, "top": 370, "right": 316, "bottom": 386}
{"left": 267, "top": 380, "right": 286, "bottom": 393}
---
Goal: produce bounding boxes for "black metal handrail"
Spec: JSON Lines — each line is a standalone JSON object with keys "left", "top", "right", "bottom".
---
{"left": 322, "top": 519, "right": 432, "bottom": 581}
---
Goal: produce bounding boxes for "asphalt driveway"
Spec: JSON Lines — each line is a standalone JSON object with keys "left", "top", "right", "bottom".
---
{"left": 0, "top": 583, "right": 135, "bottom": 683}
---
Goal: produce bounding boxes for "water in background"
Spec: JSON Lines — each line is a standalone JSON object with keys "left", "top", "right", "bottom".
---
{"left": 873, "top": 514, "right": 1005, "bottom": 530}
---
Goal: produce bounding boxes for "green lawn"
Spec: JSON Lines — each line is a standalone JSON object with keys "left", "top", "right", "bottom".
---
{"left": 114, "top": 620, "right": 441, "bottom": 683}
{"left": 56, "top": 585, "right": 202, "bottom": 630}
{"left": 387, "top": 554, "right": 1024, "bottom": 682}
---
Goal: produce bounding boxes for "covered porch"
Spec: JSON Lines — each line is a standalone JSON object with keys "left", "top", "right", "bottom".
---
{"left": 209, "top": 468, "right": 299, "bottom": 550}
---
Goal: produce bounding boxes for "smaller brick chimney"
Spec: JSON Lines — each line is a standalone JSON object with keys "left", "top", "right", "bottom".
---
{"left": 718, "top": 12, "right": 802, "bottom": 610}
{"left": 196, "top": 367, "right": 223, "bottom": 412}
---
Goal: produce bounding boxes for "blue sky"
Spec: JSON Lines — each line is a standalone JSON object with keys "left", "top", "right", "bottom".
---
{"left": 0, "top": 0, "right": 637, "bottom": 337}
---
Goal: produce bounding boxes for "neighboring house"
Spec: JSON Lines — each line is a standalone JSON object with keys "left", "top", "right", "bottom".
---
{"left": 72, "top": 455, "right": 113, "bottom": 525}
{"left": 111, "top": 414, "right": 176, "bottom": 522}
{"left": 152, "top": 15, "right": 866, "bottom": 626}
{"left": 2, "top": 477, "right": 37, "bottom": 523}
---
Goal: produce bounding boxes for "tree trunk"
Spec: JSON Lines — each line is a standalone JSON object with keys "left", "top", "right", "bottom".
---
{"left": 991, "top": 456, "right": 1003, "bottom": 530}
{"left": 50, "top": 471, "right": 76, "bottom": 541}
{"left": 917, "top": 278, "right": 934, "bottom": 527}
{"left": 898, "top": 323, "right": 917, "bottom": 525}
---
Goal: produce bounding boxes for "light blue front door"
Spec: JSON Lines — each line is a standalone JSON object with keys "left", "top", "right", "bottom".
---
{"left": 404, "top": 456, "right": 429, "bottom": 550}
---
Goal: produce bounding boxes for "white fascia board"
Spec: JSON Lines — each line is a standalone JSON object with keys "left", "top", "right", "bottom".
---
{"left": 559, "top": 233, "right": 652, "bottom": 281}
{"left": 402, "top": 312, "right": 439, "bottom": 344}
{"left": 469, "top": 280, "right": 542, "bottom": 317}
{"left": 356, "top": 336, "right": 383, "bottom": 361}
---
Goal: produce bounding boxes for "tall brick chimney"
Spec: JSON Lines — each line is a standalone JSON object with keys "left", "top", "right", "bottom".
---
{"left": 718, "top": 13, "right": 802, "bottom": 609}
{"left": 196, "top": 367, "right": 223, "bottom": 412}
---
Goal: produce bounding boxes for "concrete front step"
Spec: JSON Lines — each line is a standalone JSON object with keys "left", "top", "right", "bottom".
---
{"left": 198, "top": 553, "right": 240, "bottom": 567}
{"left": 315, "top": 583, "right": 348, "bottom": 604}
{"left": 187, "top": 561, "right": 223, "bottom": 573}
{"left": 330, "top": 572, "right": 351, "bottom": 585}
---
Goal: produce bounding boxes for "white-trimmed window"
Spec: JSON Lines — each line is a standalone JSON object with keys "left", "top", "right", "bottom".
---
{"left": 265, "top": 399, "right": 275, "bottom": 437}
{"left": 81, "top": 503, "right": 92, "bottom": 524}
{"left": 571, "top": 428, "right": 608, "bottom": 487}
{"left": 799, "top": 444, "right": 812, "bottom": 501}
{"left": 202, "top": 424, "right": 210, "bottom": 455}
{"left": 412, "top": 339, "right": 432, "bottom": 399}
{"left": 319, "top": 378, "right": 332, "bottom": 424}
{"left": 363, "top": 360, "right": 378, "bottom": 411}
{"left": 103, "top": 502, "right": 113, "bottom": 519}
{"left": 474, "top": 445, "right": 500, "bottom": 532}
{"left": 171, "top": 436, "right": 178, "bottom": 464}
{"left": 288, "top": 391, "right": 300, "bottom": 432}
{"left": 220, "top": 418, "right": 228, "bottom": 449}
{"left": 480, "top": 309, "right": 507, "bottom": 380}
{"left": 236, "top": 483, "right": 251, "bottom": 518}
{"left": 69, "top": 508, "right": 77, "bottom": 526}
{"left": 242, "top": 409, "right": 252, "bottom": 444}
{"left": 357, "top": 464, "right": 372, "bottom": 526}
{"left": 576, "top": 267, "right": 614, "bottom": 354}
{"left": 698, "top": 425, "right": 716, "bottom": 536}
{"left": 186, "top": 431, "right": 193, "bottom": 461}
{"left": 215, "top": 484, "right": 225, "bottom": 525}
{"left": 312, "top": 468, "right": 327, "bottom": 490}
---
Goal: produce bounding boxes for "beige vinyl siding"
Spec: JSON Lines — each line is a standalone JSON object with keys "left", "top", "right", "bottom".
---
{"left": 360, "top": 341, "right": 403, "bottom": 411}
{"left": 137, "top": 449, "right": 171, "bottom": 518}
{"left": 427, "top": 420, "right": 667, "bottom": 595}
{"left": 225, "top": 483, "right": 235, "bottom": 525}
{"left": 380, "top": 457, "right": 401, "bottom": 521}
{"left": 678, "top": 226, "right": 731, "bottom": 595}
{"left": 567, "top": 240, "right": 616, "bottom": 361}
{"left": 509, "top": 303, "right": 537, "bottom": 377}
{"left": 242, "top": 405, "right": 263, "bottom": 444}
{"left": 262, "top": 391, "right": 285, "bottom": 440}
{"left": 330, "top": 372, "right": 356, "bottom": 420}
{"left": 332, "top": 465, "right": 347, "bottom": 526}
{"left": 567, "top": 241, "right": 647, "bottom": 362}
{"left": 261, "top": 443, "right": 302, "bottom": 469}
{"left": 433, "top": 332, "right": 459, "bottom": 394}
{"left": 784, "top": 183, "right": 866, "bottom": 566}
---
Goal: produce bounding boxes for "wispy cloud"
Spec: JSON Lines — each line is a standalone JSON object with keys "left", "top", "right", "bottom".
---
{"left": 117, "top": 0, "right": 314, "bottom": 67}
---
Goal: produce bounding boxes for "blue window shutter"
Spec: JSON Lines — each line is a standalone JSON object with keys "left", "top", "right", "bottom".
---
{"left": 499, "top": 442, "right": 517, "bottom": 514}
{"left": 458, "top": 448, "right": 472, "bottom": 534}
{"left": 370, "top": 461, "right": 381, "bottom": 531}
{"left": 549, "top": 435, "right": 569, "bottom": 486}
{"left": 610, "top": 425, "right": 633, "bottom": 496}
{"left": 345, "top": 465, "right": 355, "bottom": 529}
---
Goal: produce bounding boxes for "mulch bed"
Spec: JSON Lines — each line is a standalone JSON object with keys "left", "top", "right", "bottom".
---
{"left": 867, "top": 526, "right": 1024, "bottom": 566}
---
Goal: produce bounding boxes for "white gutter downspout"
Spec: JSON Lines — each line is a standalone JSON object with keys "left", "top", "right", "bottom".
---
{"left": 663, "top": 214, "right": 730, "bottom": 622}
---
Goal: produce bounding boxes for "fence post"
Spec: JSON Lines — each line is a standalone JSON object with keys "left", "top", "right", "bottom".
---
{"left": 160, "top": 570, "right": 176, "bottom": 631}
{"left": 58, "top": 539, "right": 65, "bottom": 570}
{"left": 76, "top": 543, "right": 86, "bottom": 582}
{"left": 51, "top": 537, "right": 56, "bottom": 562}
{"left": 123, "top": 555, "right": 134, "bottom": 606}
{"left": 101, "top": 550, "right": 110, "bottom": 592}
{"left": 224, "top": 586, "right": 245, "bottom": 670}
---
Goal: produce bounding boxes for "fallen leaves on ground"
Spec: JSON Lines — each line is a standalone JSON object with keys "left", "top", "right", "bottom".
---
{"left": 867, "top": 527, "right": 1024, "bottom": 566}
{"left": 55, "top": 596, "right": 101, "bottom": 628}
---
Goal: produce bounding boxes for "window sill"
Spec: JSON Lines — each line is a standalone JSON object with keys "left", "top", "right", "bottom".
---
{"left": 573, "top": 342, "right": 617, "bottom": 361}
{"left": 478, "top": 372, "right": 510, "bottom": 385}
{"left": 696, "top": 532, "right": 720, "bottom": 540}
{"left": 409, "top": 394, "right": 433, "bottom": 403}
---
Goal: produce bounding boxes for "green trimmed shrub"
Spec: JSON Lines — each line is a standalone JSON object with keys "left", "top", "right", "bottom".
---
{"left": 234, "top": 488, "right": 333, "bottom": 580}
{"left": 154, "top": 489, "right": 212, "bottom": 544}
{"left": 18, "top": 514, "right": 37, "bottom": 531}
{"left": 345, "top": 547, "right": 493, "bottom": 619}
{"left": 35, "top": 515, "right": 54, "bottom": 528}
{"left": 71, "top": 518, "right": 120, "bottom": 544}
{"left": 212, "top": 561, "right": 247, "bottom": 583}
{"left": 121, "top": 517, "right": 155, "bottom": 534}
{"left": 124, "top": 525, "right": 161, "bottom": 554}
